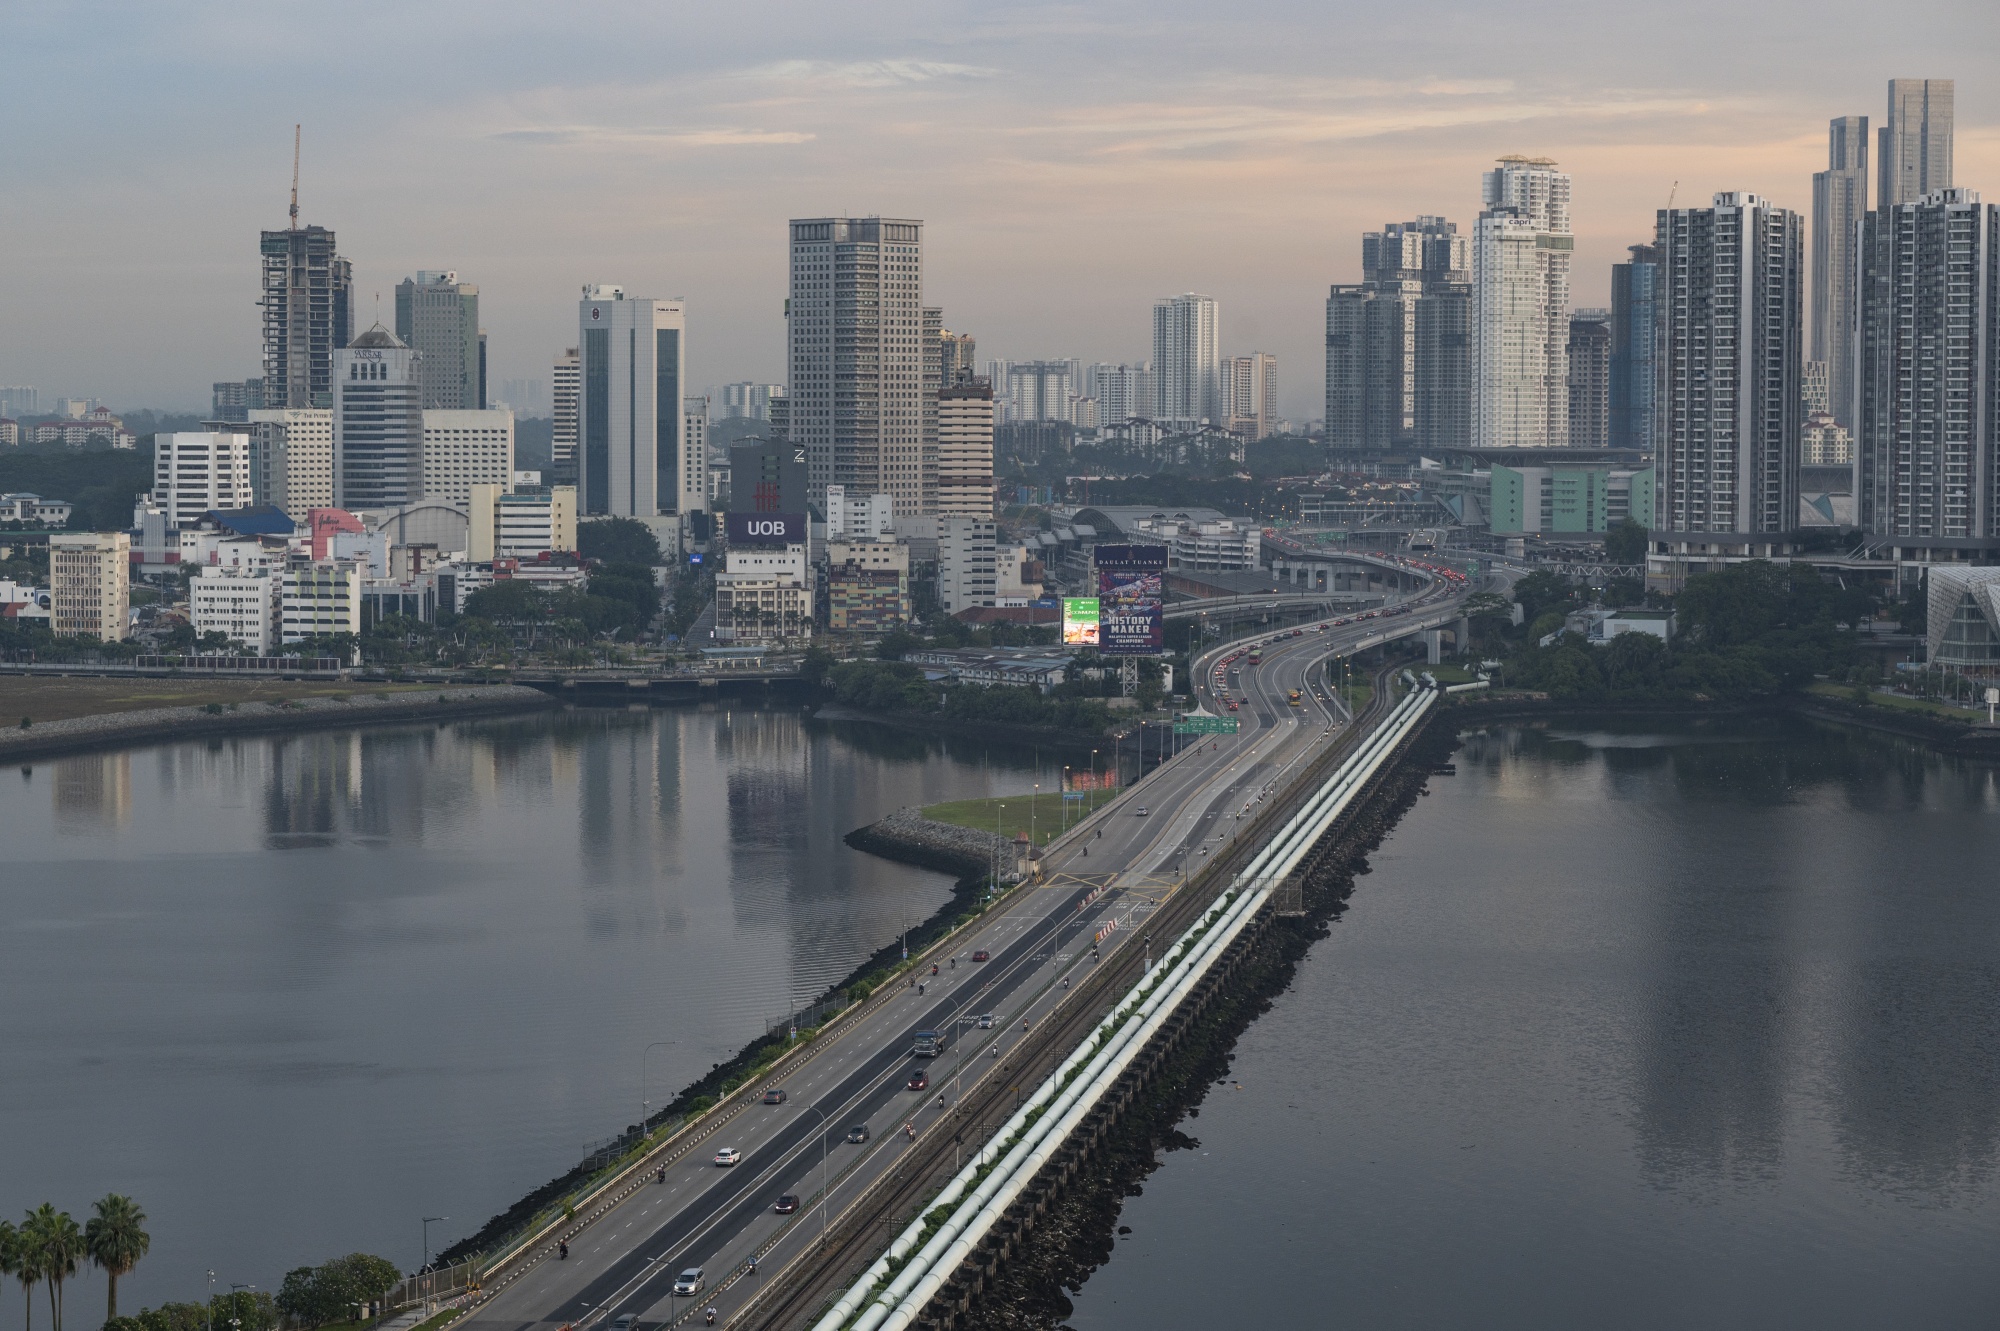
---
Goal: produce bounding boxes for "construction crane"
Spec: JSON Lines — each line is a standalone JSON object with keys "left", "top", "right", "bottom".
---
{"left": 1665, "top": 179, "right": 1678, "bottom": 211}
{"left": 289, "top": 124, "right": 300, "bottom": 229}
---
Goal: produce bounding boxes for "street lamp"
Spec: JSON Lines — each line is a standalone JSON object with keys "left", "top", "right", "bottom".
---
{"left": 206, "top": 1271, "right": 216, "bottom": 1331}
{"left": 422, "top": 1218, "right": 447, "bottom": 1272}
{"left": 799, "top": 1105, "right": 833, "bottom": 1241}
{"left": 641, "top": 1040, "right": 676, "bottom": 1140}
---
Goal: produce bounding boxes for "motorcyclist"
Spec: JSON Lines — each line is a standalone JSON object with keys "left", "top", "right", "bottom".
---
{"left": 1062, "top": 976, "right": 1070, "bottom": 990}
{"left": 705, "top": 1307, "right": 717, "bottom": 1325}
{"left": 656, "top": 1165, "right": 665, "bottom": 1183}
{"left": 931, "top": 963, "right": 939, "bottom": 975}
{"left": 557, "top": 1241, "right": 568, "bottom": 1260}
{"left": 918, "top": 982, "right": 925, "bottom": 995}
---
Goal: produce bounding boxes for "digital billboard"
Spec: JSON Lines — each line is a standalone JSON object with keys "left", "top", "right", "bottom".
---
{"left": 725, "top": 511, "right": 807, "bottom": 546}
{"left": 1093, "top": 544, "right": 1168, "bottom": 655}
{"left": 1061, "top": 597, "right": 1101, "bottom": 646}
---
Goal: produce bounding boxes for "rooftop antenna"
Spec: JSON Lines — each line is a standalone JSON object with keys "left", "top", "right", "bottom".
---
{"left": 289, "top": 124, "right": 301, "bottom": 229}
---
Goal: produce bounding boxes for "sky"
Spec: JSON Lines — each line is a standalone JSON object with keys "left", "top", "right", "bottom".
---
{"left": 2, "top": 0, "right": 1996, "bottom": 421}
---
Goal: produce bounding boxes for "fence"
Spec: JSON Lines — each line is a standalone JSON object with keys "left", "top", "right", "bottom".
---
{"left": 384, "top": 1259, "right": 479, "bottom": 1311}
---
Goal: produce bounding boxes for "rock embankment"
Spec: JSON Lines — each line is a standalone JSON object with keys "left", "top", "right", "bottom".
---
{"left": 846, "top": 805, "right": 1015, "bottom": 880}
{"left": 0, "top": 684, "right": 557, "bottom": 763}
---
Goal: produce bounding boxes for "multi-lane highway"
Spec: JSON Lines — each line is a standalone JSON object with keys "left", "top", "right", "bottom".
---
{"left": 457, "top": 569, "right": 1466, "bottom": 1331}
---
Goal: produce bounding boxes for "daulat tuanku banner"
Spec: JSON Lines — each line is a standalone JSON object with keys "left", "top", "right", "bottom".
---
{"left": 1093, "top": 544, "right": 1168, "bottom": 656}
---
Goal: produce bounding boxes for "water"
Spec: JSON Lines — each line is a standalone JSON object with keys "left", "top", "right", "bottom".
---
{"left": 1068, "top": 715, "right": 2000, "bottom": 1329}
{"left": 0, "top": 705, "right": 1057, "bottom": 1320}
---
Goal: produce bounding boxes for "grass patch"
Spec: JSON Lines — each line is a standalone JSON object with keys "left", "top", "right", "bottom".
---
{"left": 924, "top": 787, "right": 1124, "bottom": 847}
{"left": 0, "top": 677, "right": 433, "bottom": 724}
{"left": 1805, "top": 681, "right": 1982, "bottom": 719}
{"left": 406, "top": 1309, "right": 464, "bottom": 1331}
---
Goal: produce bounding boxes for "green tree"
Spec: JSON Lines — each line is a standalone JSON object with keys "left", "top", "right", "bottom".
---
{"left": 1, "top": 1219, "right": 41, "bottom": 1331}
{"left": 325, "top": 1256, "right": 398, "bottom": 1316}
{"left": 1511, "top": 570, "right": 1579, "bottom": 624}
{"left": 23, "top": 1206, "right": 82, "bottom": 1331}
{"left": 577, "top": 517, "right": 661, "bottom": 566}
{"left": 84, "top": 1196, "right": 149, "bottom": 1322}
{"left": 1604, "top": 518, "right": 1648, "bottom": 565}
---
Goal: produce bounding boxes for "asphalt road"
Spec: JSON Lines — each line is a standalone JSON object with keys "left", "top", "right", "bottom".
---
{"left": 457, "top": 575, "right": 1465, "bottom": 1331}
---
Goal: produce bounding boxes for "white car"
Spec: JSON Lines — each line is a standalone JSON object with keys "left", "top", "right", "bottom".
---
{"left": 714, "top": 1147, "right": 742, "bottom": 1166}
{"left": 673, "top": 1268, "right": 705, "bottom": 1296}
{"left": 1135, "top": 807, "right": 1148, "bottom": 816}
{"left": 978, "top": 1013, "right": 995, "bottom": 1029}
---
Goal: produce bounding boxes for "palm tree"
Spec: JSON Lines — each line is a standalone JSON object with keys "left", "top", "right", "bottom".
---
{"left": 83, "top": 1199, "right": 148, "bottom": 1324}
{"left": 22, "top": 1207, "right": 81, "bottom": 1331}
{"left": 0, "top": 1220, "right": 38, "bottom": 1331}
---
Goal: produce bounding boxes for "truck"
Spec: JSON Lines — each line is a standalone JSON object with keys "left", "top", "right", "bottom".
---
{"left": 912, "top": 1029, "right": 948, "bottom": 1057}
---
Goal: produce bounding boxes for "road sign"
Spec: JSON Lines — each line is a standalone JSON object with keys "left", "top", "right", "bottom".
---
{"left": 1174, "top": 715, "right": 1239, "bottom": 735}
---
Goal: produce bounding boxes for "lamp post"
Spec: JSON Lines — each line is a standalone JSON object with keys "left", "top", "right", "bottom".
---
{"left": 206, "top": 1271, "right": 215, "bottom": 1331}
{"left": 640, "top": 1040, "right": 676, "bottom": 1140}
{"left": 1061, "top": 766, "right": 1070, "bottom": 832}
{"left": 422, "top": 1217, "right": 447, "bottom": 1272}
{"left": 1030, "top": 782, "right": 1038, "bottom": 849}
{"left": 799, "top": 1105, "right": 833, "bottom": 1241}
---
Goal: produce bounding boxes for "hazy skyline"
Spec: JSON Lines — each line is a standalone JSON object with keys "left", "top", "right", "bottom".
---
{"left": 3, "top": 0, "right": 1995, "bottom": 419}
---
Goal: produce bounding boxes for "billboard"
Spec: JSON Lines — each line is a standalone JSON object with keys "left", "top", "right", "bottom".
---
{"left": 725, "top": 511, "right": 806, "bottom": 546}
{"left": 1093, "top": 544, "right": 1168, "bottom": 655}
{"left": 1061, "top": 597, "right": 1101, "bottom": 646}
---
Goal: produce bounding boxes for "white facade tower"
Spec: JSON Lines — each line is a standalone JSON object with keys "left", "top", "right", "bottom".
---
{"left": 576, "top": 287, "right": 691, "bottom": 517}
{"left": 1473, "top": 156, "right": 1572, "bottom": 448}
{"left": 1152, "top": 294, "right": 1221, "bottom": 423}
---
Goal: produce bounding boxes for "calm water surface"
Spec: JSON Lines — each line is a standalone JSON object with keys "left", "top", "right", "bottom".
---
{"left": 0, "top": 705, "right": 1058, "bottom": 1319}
{"left": 1069, "top": 716, "right": 2000, "bottom": 1330}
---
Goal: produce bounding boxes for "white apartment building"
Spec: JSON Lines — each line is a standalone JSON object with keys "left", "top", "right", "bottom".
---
{"left": 1801, "top": 414, "right": 1855, "bottom": 465}
{"left": 1153, "top": 295, "right": 1222, "bottom": 422}
{"left": 712, "top": 575, "right": 814, "bottom": 643}
{"left": 552, "top": 347, "right": 579, "bottom": 471}
{"left": 280, "top": 561, "right": 362, "bottom": 643}
{"left": 191, "top": 569, "right": 278, "bottom": 653}
{"left": 1090, "top": 363, "right": 1156, "bottom": 423}
{"left": 468, "top": 484, "right": 578, "bottom": 562}
{"left": 420, "top": 408, "right": 515, "bottom": 506}
{"left": 1223, "top": 353, "right": 1278, "bottom": 440}
{"left": 247, "top": 409, "right": 334, "bottom": 521}
{"left": 576, "top": 287, "right": 693, "bottom": 516}
{"left": 824, "top": 485, "right": 896, "bottom": 541}
{"left": 335, "top": 326, "right": 424, "bottom": 509}
{"left": 1474, "top": 156, "right": 1573, "bottom": 448}
{"left": 936, "top": 379, "right": 996, "bottom": 517}
{"left": 49, "top": 532, "right": 129, "bottom": 640}
{"left": 681, "top": 400, "right": 709, "bottom": 517}
{"left": 154, "top": 432, "right": 253, "bottom": 525}
{"left": 937, "top": 516, "right": 998, "bottom": 612}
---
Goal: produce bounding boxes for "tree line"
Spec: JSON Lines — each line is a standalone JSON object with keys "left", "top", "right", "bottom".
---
{"left": 1, "top": 1198, "right": 399, "bottom": 1331}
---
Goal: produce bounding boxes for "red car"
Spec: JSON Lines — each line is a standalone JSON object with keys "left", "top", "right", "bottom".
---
{"left": 971, "top": 949, "right": 991, "bottom": 962}
{"left": 774, "top": 1194, "right": 800, "bottom": 1214}
{"left": 907, "top": 1069, "right": 930, "bottom": 1091}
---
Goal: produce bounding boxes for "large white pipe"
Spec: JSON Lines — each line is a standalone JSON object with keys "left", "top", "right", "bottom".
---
{"left": 823, "top": 689, "right": 1438, "bottom": 1331}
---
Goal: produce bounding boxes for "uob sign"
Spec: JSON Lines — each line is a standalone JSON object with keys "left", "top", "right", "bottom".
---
{"left": 726, "top": 511, "right": 805, "bottom": 545}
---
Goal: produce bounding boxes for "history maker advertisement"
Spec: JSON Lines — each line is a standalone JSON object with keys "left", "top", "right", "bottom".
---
{"left": 1093, "top": 544, "right": 1168, "bottom": 654}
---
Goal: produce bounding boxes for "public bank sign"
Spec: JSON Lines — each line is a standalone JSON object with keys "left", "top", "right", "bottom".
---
{"left": 726, "top": 511, "right": 805, "bottom": 545}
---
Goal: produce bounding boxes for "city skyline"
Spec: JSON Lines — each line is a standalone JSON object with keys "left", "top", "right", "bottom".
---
{"left": 2, "top": 3, "right": 1992, "bottom": 419}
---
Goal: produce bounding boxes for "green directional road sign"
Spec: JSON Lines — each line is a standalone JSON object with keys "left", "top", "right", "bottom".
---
{"left": 1174, "top": 715, "right": 1239, "bottom": 735}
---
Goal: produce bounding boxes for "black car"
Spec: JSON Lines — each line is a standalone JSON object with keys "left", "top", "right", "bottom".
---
{"left": 845, "top": 1124, "right": 871, "bottom": 1143}
{"left": 971, "top": 949, "right": 991, "bottom": 962}
{"left": 762, "top": 1087, "right": 787, "bottom": 1105}
{"left": 907, "top": 1069, "right": 930, "bottom": 1091}
{"left": 773, "top": 1194, "right": 800, "bottom": 1214}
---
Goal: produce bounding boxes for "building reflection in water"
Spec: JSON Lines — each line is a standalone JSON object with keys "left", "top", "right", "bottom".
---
{"left": 53, "top": 751, "right": 131, "bottom": 833}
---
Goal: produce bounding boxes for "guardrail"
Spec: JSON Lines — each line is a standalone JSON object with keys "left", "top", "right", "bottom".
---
{"left": 810, "top": 683, "right": 1440, "bottom": 1331}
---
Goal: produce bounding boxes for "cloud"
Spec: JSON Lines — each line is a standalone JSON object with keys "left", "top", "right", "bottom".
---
{"left": 739, "top": 59, "right": 995, "bottom": 88}
{"left": 491, "top": 125, "right": 814, "bottom": 148}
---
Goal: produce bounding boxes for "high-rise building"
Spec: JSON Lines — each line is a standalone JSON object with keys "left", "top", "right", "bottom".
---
{"left": 730, "top": 438, "right": 809, "bottom": 515}
{"left": 191, "top": 568, "right": 278, "bottom": 654}
{"left": 420, "top": 409, "right": 514, "bottom": 507}
{"left": 0, "top": 388, "right": 38, "bottom": 420}
{"left": 788, "top": 217, "right": 926, "bottom": 515}
{"left": 576, "top": 286, "right": 691, "bottom": 517}
{"left": 551, "top": 348, "right": 579, "bottom": 477}
{"left": 922, "top": 306, "right": 942, "bottom": 514}
{"left": 1474, "top": 156, "right": 1572, "bottom": 448}
{"left": 395, "top": 271, "right": 482, "bottom": 410}
{"left": 1856, "top": 188, "right": 1999, "bottom": 539}
{"left": 1152, "top": 294, "right": 1221, "bottom": 422}
{"left": 1326, "top": 218, "right": 1470, "bottom": 453}
{"left": 333, "top": 326, "right": 424, "bottom": 510}
{"left": 1880, "top": 79, "right": 1954, "bottom": 207}
{"left": 247, "top": 408, "right": 334, "bottom": 521}
{"left": 259, "top": 225, "right": 353, "bottom": 409}
{"left": 1610, "top": 244, "right": 1661, "bottom": 454}
{"left": 937, "top": 377, "right": 996, "bottom": 517}
{"left": 468, "top": 483, "right": 578, "bottom": 562}
{"left": 682, "top": 396, "right": 710, "bottom": 514}
{"left": 49, "top": 532, "right": 129, "bottom": 640}
{"left": 1090, "top": 363, "right": 1155, "bottom": 423}
{"left": 997, "top": 361, "right": 1079, "bottom": 423}
{"left": 1413, "top": 287, "right": 1473, "bottom": 450}
{"left": 1655, "top": 193, "right": 1803, "bottom": 538}
{"left": 153, "top": 432, "right": 254, "bottom": 525}
{"left": 211, "top": 379, "right": 265, "bottom": 423}
{"left": 720, "top": 383, "right": 785, "bottom": 421}
{"left": 939, "top": 331, "right": 977, "bottom": 388}
{"left": 1812, "top": 116, "right": 1869, "bottom": 429}
{"left": 1567, "top": 314, "right": 1611, "bottom": 449}
{"left": 1223, "top": 354, "right": 1278, "bottom": 440}
{"left": 937, "top": 516, "right": 998, "bottom": 612}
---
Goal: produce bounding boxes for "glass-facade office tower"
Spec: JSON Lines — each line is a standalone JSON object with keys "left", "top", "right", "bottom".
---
{"left": 333, "top": 326, "right": 423, "bottom": 509}
{"left": 395, "top": 271, "right": 483, "bottom": 410}
{"left": 1609, "top": 245, "right": 1660, "bottom": 454}
{"left": 1857, "top": 188, "right": 1999, "bottom": 539}
{"left": 1326, "top": 217, "right": 1469, "bottom": 452}
{"left": 1812, "top": 117, "right": 1869, "bottom": 428}
{"left": 1474, "top": 157, "right": 1572, "bottom": 448}
{"left": 1880, "top": 79, "right": 1954, "bottom": 207}
{"left": 260, "top": 225, "right": 353, "bottom": 409}
{"left": 1567, "top": 313, "right": 1611, "bottom": 449}
{"left": 1655, "top": 194, "right": 1803, "bottom": 537}
{"left": 576, "top": 286, "right": 690, "bottom": 517}
{"left": 787, "top": 217, "right": 927, "bottom": 515}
